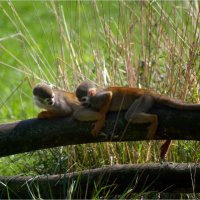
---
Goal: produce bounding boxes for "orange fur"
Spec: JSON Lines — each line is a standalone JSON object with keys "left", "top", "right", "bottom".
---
{"left": 76, "top": 82, "right": 200, "bottom": 159}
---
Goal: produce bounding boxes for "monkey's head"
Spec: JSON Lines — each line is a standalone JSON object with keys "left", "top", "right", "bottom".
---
{"left": 75, "top": 81, "right": 96, "bottom": 106}
{"left": 33, "top": 83, "right": 55, "bottom": 109}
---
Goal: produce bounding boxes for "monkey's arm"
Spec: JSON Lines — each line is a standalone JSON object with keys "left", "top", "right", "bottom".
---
{"left": 90, "top": 91, "right": 113, "bottom": 136}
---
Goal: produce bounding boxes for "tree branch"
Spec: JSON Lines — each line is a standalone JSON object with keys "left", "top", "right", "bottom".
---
{"left": 0, "top": 106, "right": 200, "bottom": 157}
{"left": 0, "top": 163, "right": 200, "bottom": 199}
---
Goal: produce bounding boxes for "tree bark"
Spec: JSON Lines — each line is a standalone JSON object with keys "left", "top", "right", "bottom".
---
{"left": 0, "top": 105, "right": 200, "bottom": 157}
{"left": 0, "top": 163, "right": 199, "bottom": 199}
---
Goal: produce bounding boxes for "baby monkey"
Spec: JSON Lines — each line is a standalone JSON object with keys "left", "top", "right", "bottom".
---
{"left": 76, "top": 81, "right": 200, "bottom": 158}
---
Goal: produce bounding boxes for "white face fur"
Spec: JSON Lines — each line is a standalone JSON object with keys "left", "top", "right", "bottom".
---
{"left": 34, "top": 93, "right": 55, "bottom": 110}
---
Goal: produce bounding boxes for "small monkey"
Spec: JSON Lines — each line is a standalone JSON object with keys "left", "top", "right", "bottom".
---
{"left": 33, "top": 83, "right": 104, "bottom": 123}
{"left": 76, "top": 81, "right": 200, "bottom": 158}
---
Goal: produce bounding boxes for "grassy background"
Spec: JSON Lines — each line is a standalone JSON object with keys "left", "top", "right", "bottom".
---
{"left": 0, "top": 1, "right": 199, "bottom": 198}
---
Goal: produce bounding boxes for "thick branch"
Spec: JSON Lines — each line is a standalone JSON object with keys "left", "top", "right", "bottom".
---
{"left": 0, "top": 106, "right": 200, "bottom": 157}
{"left": 0, "top": 163, "right": 200, "bottom": 199}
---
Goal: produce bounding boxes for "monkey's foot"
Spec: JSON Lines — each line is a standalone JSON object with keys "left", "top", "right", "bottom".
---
{"left": 91, "top": 127, "right": 101, "bottom": 137}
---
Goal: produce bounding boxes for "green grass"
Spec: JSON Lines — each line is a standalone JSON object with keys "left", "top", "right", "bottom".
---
{"left": 0, "top": 0, "right": 199, "bottom": 198}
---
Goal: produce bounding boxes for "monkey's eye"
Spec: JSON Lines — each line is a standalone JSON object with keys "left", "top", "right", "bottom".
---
{"left": 44, "top": 98, "right": 53, "bottom": 105}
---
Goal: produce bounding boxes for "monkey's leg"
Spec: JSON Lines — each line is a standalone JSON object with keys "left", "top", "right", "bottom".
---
{"left": 73, "top": 107, "right": 102, "bottom": 121}
{"left": 125, "top": 95, "right": 158, "bottom": 139}
{"left": 91, "top": 91, "right": 113, "bottom": 137}
{"left": 38, "top": 111, "right": 66, "bottom": 119}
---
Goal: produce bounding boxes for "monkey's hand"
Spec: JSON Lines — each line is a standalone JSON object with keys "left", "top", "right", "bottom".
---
{"left": 91, "top": 115, "right": 106, "bottom": 137}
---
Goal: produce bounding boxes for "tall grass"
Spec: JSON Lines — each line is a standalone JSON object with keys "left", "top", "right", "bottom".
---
{"left": 0, "top": 0, "right": 199, "bottom": 198}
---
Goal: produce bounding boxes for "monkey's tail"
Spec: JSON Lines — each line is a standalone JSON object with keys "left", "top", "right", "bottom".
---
{"left": 158, "top": 96, "right": 200, "bottom": 110}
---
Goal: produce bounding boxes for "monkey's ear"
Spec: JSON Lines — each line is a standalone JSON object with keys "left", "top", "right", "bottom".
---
{"left": 88, "top": 88, "right": 97, "bottom": 96}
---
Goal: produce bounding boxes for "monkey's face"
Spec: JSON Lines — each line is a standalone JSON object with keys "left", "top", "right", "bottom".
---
{"left": 76, "top": 81, "right": 96, "bottom": 101}
{"left": 79, "top": 88, "right": 96, "bottom": 107}
{"left": 33, "top": 83, "right": 55, "bottom": 109}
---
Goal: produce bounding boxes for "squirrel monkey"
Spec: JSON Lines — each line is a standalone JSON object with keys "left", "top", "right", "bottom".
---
{"left": 33, "top": 83, "right": 104, "bottom": 123}
{"left": 76, "top": 81, "right": 200, "bottom": 158}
